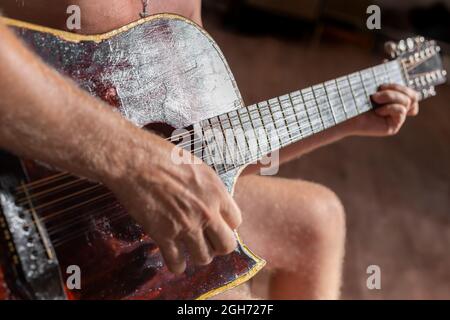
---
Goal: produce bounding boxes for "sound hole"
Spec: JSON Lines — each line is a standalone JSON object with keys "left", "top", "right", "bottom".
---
{"left": 143, "top": 122, "right": 195, "bottom": 148}
{"left": 143, "top": 122, "right": 176, "bottom": 139}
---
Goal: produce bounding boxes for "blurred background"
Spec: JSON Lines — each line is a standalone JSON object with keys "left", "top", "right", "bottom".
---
{"left": 201, "top": 0, "right": 450, "bottom": 299}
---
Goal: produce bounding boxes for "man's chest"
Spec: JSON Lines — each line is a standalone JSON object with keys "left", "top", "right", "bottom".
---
{"left": 1, "top": 0, "right": 196, "bottom": 33}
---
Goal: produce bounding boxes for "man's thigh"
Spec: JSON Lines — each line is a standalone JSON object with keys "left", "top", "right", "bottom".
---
{"left": 233, "top": 174, "right": 342, "bottom": 271}
{"left": 212, "top": 174, "right": 345, "bottom": 299}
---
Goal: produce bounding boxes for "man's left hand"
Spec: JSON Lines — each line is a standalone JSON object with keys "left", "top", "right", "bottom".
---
{"left": 347, "top": 84, "right": 420, "bottom": 137}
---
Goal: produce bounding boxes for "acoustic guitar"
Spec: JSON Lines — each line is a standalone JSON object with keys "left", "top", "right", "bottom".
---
{"left": 0, "top": 14, "right": 446, "bottom": 300}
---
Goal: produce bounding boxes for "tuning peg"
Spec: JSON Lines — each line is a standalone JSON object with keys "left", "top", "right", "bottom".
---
{"left": 384, "top": 41, "right": 398, "bottom": 58}
{"left": 406, "top": 38, "right": 415, "bottom": 50}
{"left": 421, "top": 86, "right": 436, "bottom": 99}
{"left": 398, "top": 40, "right": 407, "bottom": 52}
{"left": 429, "top": 86, "right": 436, "bottom": 96}
{"left": 414, "top": 36, "right": 425, "bottom": 44}
{"left": 437, "top": 69, "right": 447, "bottom": 80}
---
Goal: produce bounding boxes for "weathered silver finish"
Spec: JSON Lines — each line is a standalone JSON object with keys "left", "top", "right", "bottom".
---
{"left": 4, "top": 15, "right": 264, "bottom": 299}
{"left": 99, "top": 18, "right": 244, "bottom": 127}
{"left": 0, "top": 157, "right": 67, "bottom": 300}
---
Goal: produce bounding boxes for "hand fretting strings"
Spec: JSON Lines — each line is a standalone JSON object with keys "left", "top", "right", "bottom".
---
{"left": 13, "top": 60, "right": 406, "bottom": 246}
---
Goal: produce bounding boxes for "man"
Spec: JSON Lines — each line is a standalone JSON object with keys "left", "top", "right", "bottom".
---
{"left": 0, "top": 0, "right": 419, "bottom": 299}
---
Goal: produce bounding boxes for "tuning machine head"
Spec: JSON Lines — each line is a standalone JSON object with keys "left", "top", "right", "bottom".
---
{"left": 385, "top": 36, "right": 426, "bottom": 59}
{"left": 384, "top": 41, "right": 398, "bottom": 58}
{"left": 420, "top": 86, "right": 436, "bottom": 100}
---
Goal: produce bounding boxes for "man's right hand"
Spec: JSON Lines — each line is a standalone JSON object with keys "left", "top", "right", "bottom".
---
{"left": 105, "top": 136, "right": 242, "bottom": 274}
{"left": 0, "top": 23, "right": 241, "bottom": 275}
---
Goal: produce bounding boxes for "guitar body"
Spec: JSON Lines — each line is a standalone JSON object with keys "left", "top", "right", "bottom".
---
{"left": 0, "top": 15, "right": 264, "bottom": 300}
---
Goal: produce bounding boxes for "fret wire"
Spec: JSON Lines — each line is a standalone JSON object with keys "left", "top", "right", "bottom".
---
{"left": 289, "top": 91, "right": 312, "bottom": 137}
{"left": 266, "top": 99, "right": 284, "bottom": 148}
{"left": 284, "top": 98, "right": 303, "bottom": 140}
{"left": 323, "top": 82, "right": 340, "bottom": 124}
{"left": 311, "top": 66, "right": 397, "bottom": 103}
{"left": 227, "top": 110, "right": 246, "bottom": 164}
{"left": 325, "top": 80, "right": 347, "bottom": 123}
{"left": 270, "top": 97, "right": 289, "bottom": 146}
{"left": 217, "top": 115, "right": 238, "bottom": 169}
{"left": 235, "top": 109, "right": 254, "bottom": 165}
{"left": 276, "top": 96, "right": 294, "bottom": 143}
{"left": 228, "top": 112, "right": 247, "bottom": 167}
{"left": 309, "top": 87, "right": 325, "bottom": 133}
{"left": 233, "top": 65, "right": 399, "bottom": 136}
{"left": 287, "top": 93, "right": 304, "bottom": 140}
{"left": 201, "top": 123, "right": 222, "bottom": 173}
{"left": 384, "top": 62, "right": 392, "bottom": 83}
{"left": 256, "top": 102, "right": 273, "bottom": 153}
{"left": 339, "top": 76, "right": 358, "bottom": 117}
{"left": 207, "top": 117, "right": 230, "bottom": 171}
{"left": 370, "top": 66, "right": 380, "bottom": 88}
{"left": 358, "top": 69, "right": 374, "bottom": 112}
{"left": 358, "top": 71, "right": 370, "bottom": 100}
{"left": 316, "top": 84, "right": 337, "bottom": 127}
{"left": 334, "top": 78, "right": 348, "bottom": 120}
{"left": 220, "top": 113, "right": 244, "bottom": 167}
{"left": 347, "top": 74, "right": 361, "bottom": 114}
{"left": 311, "top": 85, "right": 329, "bottom": 130}
{"left": 196, "top": 63, "right": 402, "bottom": 171}
{"left": 210, "top": 116, "right": 233, "bottom": 169}
{"left": 300, "top": 89, "right": 319, "bottom": 133}
{"left": 247, "top": 105, "right": 270, "bottom": 156}
{"left": 217, "top": 115, "right": 237, "bottom": 169}
{"left": 244, "top": 105, "right": 265, "bottom": 159}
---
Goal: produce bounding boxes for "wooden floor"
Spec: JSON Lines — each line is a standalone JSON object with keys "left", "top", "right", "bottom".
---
{"left": 204, "top": 16, "right": 450, "bottom": 299}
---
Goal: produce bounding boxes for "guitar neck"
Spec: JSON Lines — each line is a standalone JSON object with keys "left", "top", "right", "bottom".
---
{"left": 199, "top": 60, "right": 406, "bottom": 173}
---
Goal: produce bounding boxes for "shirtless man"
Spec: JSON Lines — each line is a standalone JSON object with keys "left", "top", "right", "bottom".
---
{"left": 0, "top": 0, "right": 419, "bottom": 299}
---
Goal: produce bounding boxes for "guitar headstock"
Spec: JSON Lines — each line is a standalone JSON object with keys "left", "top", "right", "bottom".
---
{"left": 385, "top": 37, "right": 447, "bottom": 100}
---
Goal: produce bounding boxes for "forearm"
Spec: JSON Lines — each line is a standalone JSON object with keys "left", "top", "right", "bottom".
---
{"left": 0, "top": 23, "right": 167, "bottom": 184}
{"left": 243, "top": 120, "right": 355, "bottom": 175}
{"left": 0, "top": 23, "right": 243, "bottom": 273}
{"left": 278, "top": 120, "right": 355, "bottom": 164}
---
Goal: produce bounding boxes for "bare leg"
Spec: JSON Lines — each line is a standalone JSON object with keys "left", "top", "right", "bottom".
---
{"left": 215, "top": 175, "right": 346, "bottom": 300}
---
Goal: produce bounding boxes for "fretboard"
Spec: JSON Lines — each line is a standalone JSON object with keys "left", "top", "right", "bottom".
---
{"left": 199, "top": 60, "right": 406, "bottom": 174}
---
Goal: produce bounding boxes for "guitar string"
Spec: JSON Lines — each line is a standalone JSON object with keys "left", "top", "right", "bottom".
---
{"left": 14, "top": 65, "right": 400, "bottom": 208}
{"left": 20, "top": 70, "right": 402, "bottom": 242}
{"left": 45, "top": 199, "right": 118, "bottom": 236}
{"left": 13, "top": 63, "right": 401, "bottom": 196}
{"left": 14, "top": 64, "right": 400, "bottom": 199}
{"left": 51, "top": 207, "right": 130, "bottom": 248}
{"left": 13, "top": 62, "right": 401, "bottom": 194}
{"left": 15, "top": 58, "right": 444, "bottom": 245}
{"left": 13, "top": 68, "right": 401, "bottom": 218}
{"left": 17, "top": 57, "right": 438, "bottom": 198}
{"left": 47, "top": 200, "right": 122, "bottom": 239}
{"left": 15, "top": 172, "right": 71, "bottom": 194}
{"left": 21, "top": 98, "right": 378, "bottom": 230}
{"left": 14, "top": 176, "right": 90, "bottom": 203}
{"left": 46, "top": 78, "right": 448, "bottom": 246}
{"left": 32, "top": 66, "right": 415, "bottom": 246}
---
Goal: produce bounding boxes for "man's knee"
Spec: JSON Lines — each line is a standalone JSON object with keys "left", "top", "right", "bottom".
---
{"left": 309, "top": 184, "right": 345, "bottom": 245}
{"left": 291, "top": 182, "right": 346, "bottom": 248}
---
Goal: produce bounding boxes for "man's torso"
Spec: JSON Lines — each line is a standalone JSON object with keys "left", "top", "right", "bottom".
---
{"left": 1, "top": 0, "right": 200, "bottom": 33}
